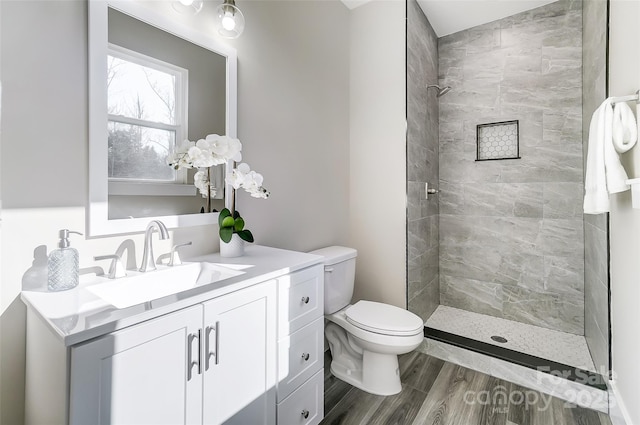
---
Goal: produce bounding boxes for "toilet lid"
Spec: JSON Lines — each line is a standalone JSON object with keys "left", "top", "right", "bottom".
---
{"left": 345, "top": 301, "right": 423, "bottom": 336}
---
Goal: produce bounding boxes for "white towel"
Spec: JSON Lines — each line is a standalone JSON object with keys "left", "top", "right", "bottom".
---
{"left": 584, "top": 99, "right": 631, "bottom": 214}
{"left": 612, "top": 102, "right": 637, "bottom": 153}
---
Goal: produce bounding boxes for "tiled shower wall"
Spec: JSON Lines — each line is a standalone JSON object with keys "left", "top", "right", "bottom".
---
{"left": 582, "top": 0, "right": 609, "bottom": 372}
{"left": 437, "top": 0, "right": 585, "bottom": 335}
{"left": 407, "top": 0, "right": 439, "bottom": 322}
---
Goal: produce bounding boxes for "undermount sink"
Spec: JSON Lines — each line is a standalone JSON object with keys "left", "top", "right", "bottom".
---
{"left": 86, "top": 262, "right": 245, "bottom": 309}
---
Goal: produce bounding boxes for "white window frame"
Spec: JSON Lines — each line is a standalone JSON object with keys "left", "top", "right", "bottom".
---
{"left": 107, "top": 43, "right": 191, "bottom": 194}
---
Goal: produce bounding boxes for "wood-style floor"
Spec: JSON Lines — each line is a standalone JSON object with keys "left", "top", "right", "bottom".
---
{"left": 321, "top": 350, "right": 613, "bottom": 425}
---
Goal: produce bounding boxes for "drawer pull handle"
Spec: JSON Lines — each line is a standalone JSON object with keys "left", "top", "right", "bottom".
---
{"left": 301, "top": 296, "right": 310, "bottom": 304}
{"left": 302, "top": 352, "right": 310, "bottom": 361}
{"left": 186, "top": 330, "right": 201, "bottom": 381}
{"left": 301, "top": 409, "right": 310, "bottom": 419}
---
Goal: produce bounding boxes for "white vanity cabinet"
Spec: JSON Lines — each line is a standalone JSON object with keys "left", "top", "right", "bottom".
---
{"left": 27, "top": 280, "right": 277, "bottom": 425}
{"left": 22, "top": 246, "right": 323, "bottom": 425}
{"left": 70, "top": 280, "right": 276, "bottom": 425}
{"left": 275, "top": 265, "right": 325, "bottom": 425}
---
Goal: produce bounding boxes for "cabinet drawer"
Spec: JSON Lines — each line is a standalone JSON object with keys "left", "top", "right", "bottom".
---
{"left": 277, "top": 265, "right": 323, "bottom": 337}
{"left": 277, "top": 369, "right": 323, "bottom": 425}
{"left": 277, "top": 317, "right": 324, "bottom": 401}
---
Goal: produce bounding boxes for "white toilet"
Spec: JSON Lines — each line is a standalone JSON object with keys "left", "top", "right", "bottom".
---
{"left": 309, "top": 246, "right": 424, "bottom": 396}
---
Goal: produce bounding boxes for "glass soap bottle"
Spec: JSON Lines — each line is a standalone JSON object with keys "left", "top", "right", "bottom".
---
{"left": 47, "top": 229, "right": 83, "bottom": 292}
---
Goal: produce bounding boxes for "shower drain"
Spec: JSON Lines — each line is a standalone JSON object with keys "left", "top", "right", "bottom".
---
{"left": 491, "top": 335, "right": 508, "bottom": 344}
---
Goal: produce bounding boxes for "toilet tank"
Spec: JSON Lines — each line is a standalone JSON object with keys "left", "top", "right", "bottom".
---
{"left": 309, "top": 246, "right": 357, "bottom": 314}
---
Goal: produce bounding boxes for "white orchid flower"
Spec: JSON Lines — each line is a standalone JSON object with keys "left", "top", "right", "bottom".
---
{"left": 226, "top": 163, "right": 270, "bottom": 199}
{"left": 226, "top": 162, "right": 251, "bottom": 189}
{"left": 188, "top": 146, "right": 216, "bottom": 168}
{"left": 210, "top": 135, "right": 243, "bottom": 163}
{"left": 242, "top": 171, "right": 264, "bottom": 193}
{"left": 193, "top": 170, "right": 217, "bottom": 198}
{"left": 167, "top": 140, "right": 195, "bottom": 169}
{"left": 167, "top": 136, "right": 269, "bottom": 205}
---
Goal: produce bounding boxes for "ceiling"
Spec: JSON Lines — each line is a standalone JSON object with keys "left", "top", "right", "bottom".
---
{"left": 340, "top": 0, "right": 559, "bottom": 37}
{"left": 417, "top": 0, "right": 558, "bottom": 36}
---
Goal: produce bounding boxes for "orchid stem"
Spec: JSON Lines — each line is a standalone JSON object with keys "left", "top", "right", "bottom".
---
{"left": 206, "top": 167, "right": 212, "bottom": 213}
{"left": 229, "top": 161, "right": 237, "bottom": 215}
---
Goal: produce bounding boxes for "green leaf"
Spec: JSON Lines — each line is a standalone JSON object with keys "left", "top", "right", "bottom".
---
{"left": 237, "top": 229, "right": 254, "bottom": 243}
{"left": 219, "top": 226, "right": 233, "bottom": 243}
{"left": 220, "top": 216, "right": 235, "bottom": 229}
{"left": 218, "top": 208, "right": 231, "bottom": 227}
{"left": 234, "top": 217, "right": 245, "bottom": 232}
{"left": 233, "top": 210, "right": 241, "bottom": 219}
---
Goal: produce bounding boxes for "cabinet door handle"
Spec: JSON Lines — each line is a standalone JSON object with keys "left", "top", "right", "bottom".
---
{"left": 214, "top": 321, "right": 220, "bottom": 365}
{"left": 301, "top": 296, "right": 310, "bottom": 304}
{"left": 187, "top": 330, "right": 201, "bottom": 381}
{"left": 204, "top": 325, "right": 214, "bottom": 371}
{"left": 197, "top": 329, "right": 202, "bottom": 375}
{"left": 301, "top": 352, "right": 310, "bottom": 361}
{"left": 204, "top": 323, "right": 220, "bottom": 370}
{"left": 205, "top": 321, "right": 221, "bottom": 366}
{"left": 301, "top": 409, "right": 310, "bottom": 419}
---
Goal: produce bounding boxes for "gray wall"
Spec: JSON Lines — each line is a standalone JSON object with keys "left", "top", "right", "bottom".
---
{"left": 407, "top": 0, "right": 439, "bottom": 321}
{"left": 609, "top": 2, "right": 640, "bottom": 420}
{"left": 0, "top": 1, "right": 350, "bottom": 423}
{"left": 438, "top": 0, "right": 585, "bottom": 335}
{"left": 349, "top": 1, "right": 407, "bottom": 308}
{"left": 582, "top": 0, "right": 609, "bottom": 374}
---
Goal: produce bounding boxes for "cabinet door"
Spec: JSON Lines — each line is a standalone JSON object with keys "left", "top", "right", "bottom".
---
{"left": 202, "top": 281, "right": 277, "bottom": 425}
{"left": 70, "top": 305, "right": 203, "bottom": 425}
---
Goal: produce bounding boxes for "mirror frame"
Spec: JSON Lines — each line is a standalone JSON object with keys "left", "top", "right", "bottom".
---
{"left": 88, "top": 0, "right": 237, "bottom": 236}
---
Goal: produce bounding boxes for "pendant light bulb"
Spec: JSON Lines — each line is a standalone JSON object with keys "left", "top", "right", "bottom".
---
{"left": 172, "top": 0, "right": 203, "bottom": 15}
{"left": 222, "top": 12, "right": 236, "bottom": 31}
{"left": 213, "top": 0, "right": 245, "bottom": 39}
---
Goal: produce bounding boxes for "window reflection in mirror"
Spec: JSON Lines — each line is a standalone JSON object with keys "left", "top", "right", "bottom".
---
{"left": 106, "top": 7, "right": 227, "bottom": 219}
{"left": 107, "top": 46, "right": 185, "bottom": 183}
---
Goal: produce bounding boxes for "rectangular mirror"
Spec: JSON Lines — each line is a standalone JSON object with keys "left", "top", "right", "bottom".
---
{"left": 88, "top": 0, "right": 237, "bottom": 236}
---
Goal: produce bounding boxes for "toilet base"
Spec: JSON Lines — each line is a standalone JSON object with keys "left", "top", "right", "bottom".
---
{"left": 330, "top": 351, "right": 402, "bottom": 396}
{"left": 326, "top": 322, "right": 404, "bottom": 396}
{"left": 362, "top": 351, "right": 402, "bottom": 395}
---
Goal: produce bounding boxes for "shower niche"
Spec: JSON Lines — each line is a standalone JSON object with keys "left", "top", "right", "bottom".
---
{"left": 476, "top": 120, "right": 520, "bottom": 161}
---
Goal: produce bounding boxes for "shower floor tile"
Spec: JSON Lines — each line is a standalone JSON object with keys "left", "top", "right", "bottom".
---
{"left": 425, "top": 305, "right": 596, "bottom": 372}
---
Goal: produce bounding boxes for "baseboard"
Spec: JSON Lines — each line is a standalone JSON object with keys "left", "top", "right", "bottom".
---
{"left": 609, "top": 380, "right": 633, "bottom": 425}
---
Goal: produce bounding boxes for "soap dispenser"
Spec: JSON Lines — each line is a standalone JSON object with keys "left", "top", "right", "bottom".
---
{"left": 47, "top": 229, "right": 83, "bottom": 292}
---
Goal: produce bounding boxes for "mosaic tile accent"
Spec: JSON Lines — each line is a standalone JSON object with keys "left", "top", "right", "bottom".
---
{"left": 426, "top": 305, "right": 596, "bottom": 372}
{"left": 477, "top": 120, "right": 519, "bottom": 160}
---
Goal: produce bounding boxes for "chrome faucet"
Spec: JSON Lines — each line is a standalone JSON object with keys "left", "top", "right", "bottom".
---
{"left": 139, "top": 220, "right": 170, "bottom": 272}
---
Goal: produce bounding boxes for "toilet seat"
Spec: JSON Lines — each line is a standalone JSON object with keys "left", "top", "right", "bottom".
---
{"left": 345, "top": 301, "right": 423, "bottom": 336}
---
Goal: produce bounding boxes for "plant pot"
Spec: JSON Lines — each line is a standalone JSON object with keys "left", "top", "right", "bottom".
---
{"left": 220, "top": 234, "right": 245, "bottom": 258}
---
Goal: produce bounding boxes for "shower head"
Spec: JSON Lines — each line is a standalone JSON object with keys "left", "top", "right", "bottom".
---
{"left": 426, "top": 84, "right": 452, "bottom": 97}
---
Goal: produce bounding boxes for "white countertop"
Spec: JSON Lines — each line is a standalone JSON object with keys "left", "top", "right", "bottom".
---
{"left": 21, "top": 245, "right": 323, "bottom": 346}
